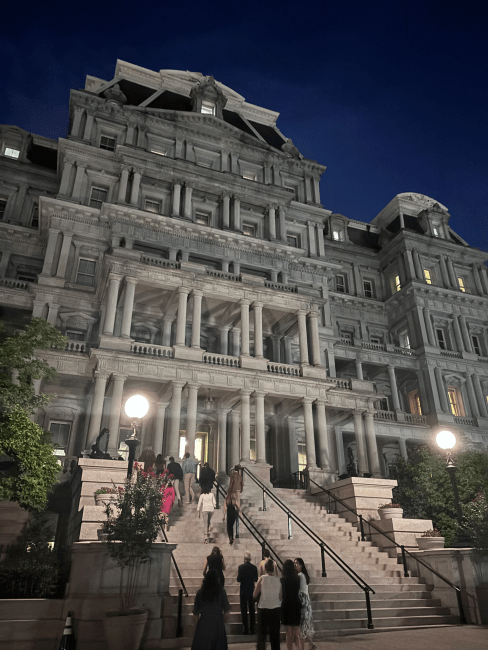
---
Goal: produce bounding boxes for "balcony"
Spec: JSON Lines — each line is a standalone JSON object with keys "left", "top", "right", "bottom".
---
{"left": 336, "top": 338, "right": 416, "bottom": 358}
{"left": 130, "top": 343, "right": 174, "bottom": 358}
{"left": 454, "top": 416, "right": 478, "bottom": 427}
{"left": 374, "top": 409, "right": 427, "bottom": 425}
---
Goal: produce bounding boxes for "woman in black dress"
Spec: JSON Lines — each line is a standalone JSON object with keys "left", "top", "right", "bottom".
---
{"left": 281, "top": 559, "right": 301, "bottom": 650}
{"left": 223, "top": 493, "right": 239, "bottom": 545}
{"left": 191, "top": 569, "right": 230, "bottom": 650}
{"left": 203, "top": 546, "right": 226, "bottom": 587}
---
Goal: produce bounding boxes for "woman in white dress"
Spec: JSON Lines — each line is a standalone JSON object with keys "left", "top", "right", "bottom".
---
{"left": 294, "top": 558, "right": 316, "bottom": 650}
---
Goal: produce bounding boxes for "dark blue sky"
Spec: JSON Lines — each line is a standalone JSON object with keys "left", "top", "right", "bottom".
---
{"left": 2, "top": 1, "right": 487, "bottom": 250}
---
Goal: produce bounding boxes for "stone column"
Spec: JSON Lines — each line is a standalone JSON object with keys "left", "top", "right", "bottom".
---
{"left": 254, "top": 391, "right": 267, "bottom": 463}
{"left": 103, "top": 275, "right": 122, "bottom": 335}
{"left": 253, "top": 302, "right": 264, "bottom": 358}
{"left": 307, "top": 221, "right": 316, "bottom": 256}
{"left": 278, "top": 206, "right": 286, "bottom": 241}
{"left": 41, "top": 229, "right": 61, "bottom": 276}
{"left": 316, "top": 224, "right": 326, "bottom": 257}
{"left": 326, "top": 349, "right": 336, "bottom": 377}
{"left": 153, "top": 402, "right": 168, "bottom": 456}
{"left": 423, "top": 308, "right": 436, "bottom": 346}
{"left": 55, "top": 233, "right": 73, "bottom": 279}
{"left": 71, "top": 107, "right": 84, "bottom": 137}
{"left": 231, "top": 328, "right": 241, "bottom": 357}
{"left": 403, "top": 250, "right": 416, "bottom": 281}
{"left": 352, "top": 410, "right": 369, "bottom": 476}
{"left": 472, "top": 264, "right": 484, "bottom": 295}
{"left": 219, "top": 327, "right": 230, "bottom": 355}
{"left": 47, "top": 303, "right": 59, "bottom": 326}
{"left": 32, "top": 300, "right": 45, "bottom": 319}
{"left": 284, "top": 337, "right": 293, "bottom": 365}
{"left": 268, "top": 205, "right": 276, "bottom": 240}
{"left": 297, "top": 310, "right": 309, "bottom": 365}
{"left": 412, "top": 249, "right": 423, "bottom": 279}
{"left": 120, "top": 277, "right": 137, "bottom": 339}
{"left": 480, "top": 266, "right": 488, "bottom": 294}
{"left": 162, "top": 317, "right": 174, "bottom": 347}
{"left": 271, "top": 336, "right": 281, "bottom": 363}
{"left": 108, "top": 374, "right": 126, "bottom": 450}
{"left": 439, "top": 256, "right": 451, "bottom": 288}
{"left": 315, "top": 400, "right": 331, "bottom": 471}
{"left": 335, "top": 426, "right": 346, "bottom": 476}
{"left": 398, "top": 439, "right": 408, "bottom": 461}
{"left": 175, "top": 287, "right": 190, "bottom": 347}
{"left": 183, "top": 183, "right": 193, "bottom": 220}
{"left": 472, "top": 374, "right": 488, "bottom": 418}
{"left": 308, "top": 310, "right": 321, "bottom": 366}
{"left": 458, "top": 315, "right": 473, "bottom": 353}
{"left": 363, "top": 410, "right": 382, "bottom": 478}
{"left": 434, "top": 367, "right": 449, "bottom": 413}
{"left": 72, "top": 163, "right": 86, "bottom": 201}
{"left": 86, "top": 372, "right": 109, "bottom": 449}
{"left": 446, "top": 257, "right": 458, "bottom": 288}
{"left": 229, "top": 409, "right": 240, "bottom": 468}
{"left": 58, "top": 159, "right": 75, "bottom": 196}
{"left": 387, "top": 365, "right": 401, "bottom": 410}
{"left": 464, "top": 374, "right": 480, "bottom": 418}
{"left": 191, "top": 290, "right": 203, "bottom": 348}
{"left": 355, "top": 358, "right": 364, "bottom": 381}
{"left": 240, "top": 389, "right": 252, "bottom": 463}
{"left": 117, "top": 167, "right": 130, "bottom": 203}
{"left": 221, "top": 192, "right": 230, "bottom": 229}
{"left": 240, "top": 299, "right": 251, "bottom": 356}
{"left": 185, "top": 383, "right": 200, "bottom": 457}
{"left": 172, "top": 180, "right": 182, "bottom": 217}
{"left": 452, "top": 316, "right": 465, "bottom": 352}
{"left": 302, "top": 397, "right": 317, "bottom": 469}
{"left": 233, "top": 195, "right": 241, "bottom": 231}
{"left": 82, "top": 111, "right": 94, "bottom": 140}
{"left": 130, "top": 169, "right": 142, "bottom": 206}
{"left": 217, "top": 408, "right": 229, "bottom": 477}
{"left": 167, "top": 381, "right": 185, "bottom": 458}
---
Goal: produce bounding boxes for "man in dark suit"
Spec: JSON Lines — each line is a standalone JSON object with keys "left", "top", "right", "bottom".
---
{"left": 237, "top": 551, "right": 259, "bottom": 635}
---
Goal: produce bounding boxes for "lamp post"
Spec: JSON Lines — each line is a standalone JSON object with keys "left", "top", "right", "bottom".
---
{"left": 124, "top": 394, "right": 149, "bottom": 478}
{"left": 436, "top": 430, "right": 472, "bottom": 548}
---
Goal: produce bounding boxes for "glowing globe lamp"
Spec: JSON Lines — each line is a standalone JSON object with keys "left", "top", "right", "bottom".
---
{"left": 125, "top": 394, "right": 149, "bottom": 419}
{"left": 436, "top": 430, "right": 456, "bottom": 450}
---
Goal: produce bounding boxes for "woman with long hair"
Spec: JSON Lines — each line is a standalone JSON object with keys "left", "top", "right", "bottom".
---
{"left": 253, "top": 558, "right": 282, "bottom": 650}
{"left": 222, "top": 492, "right": 239, "bottom": 545}
{"left": 280, "top": 559, "right": 301, "bottom": 650}
{"left": 191, "top": 569, "right": 230, "bottom": 650}
{"left": 294, "top": 558, "right": 316, "bottom": 650}
{"left": 203, "top": 545, "right": 226, "bottom": 587}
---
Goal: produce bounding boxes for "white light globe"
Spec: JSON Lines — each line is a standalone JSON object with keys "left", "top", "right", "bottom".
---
{"left": 436, "top": 430, "right": 456, "bottom": 450}
{"left": 125, "top": 395, "right": 149, "bottom": 419}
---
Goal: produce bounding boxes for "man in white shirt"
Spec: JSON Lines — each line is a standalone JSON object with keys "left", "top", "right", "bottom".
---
{"left": 181, "top": 452, "right": 197, "bottom": 504}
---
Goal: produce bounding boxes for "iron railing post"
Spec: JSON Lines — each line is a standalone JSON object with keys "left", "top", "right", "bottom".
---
{"left": 176, "top": 588, "right": 183, "bottom": 637}
{"left": 456, "top": 589, "right": 467, "bottom": 624}
{"left": 215, "top": 484, "right": 220, "bottom": 509}
{"left": 287, "top": 512, "right": 292, "bottom": 539}
{"left": 261, "top": 542, "right": 266, "bottom": 560}
{"left": 320, "top": 544, "right": 327, "bottom": 577}
{"left": 400, "top": 545, "right": 409, "bottom": 577}
{"left": 365, "top": 589, "right": 374, "bottom": 629}
{"left": 262, "top": 488, "right": 266, "bottom": 512}
{"left": 359, "top": 515, "right": 365, "bottom": 541}
{"left": 236, "top": 515, "right": 240, "bottom": 538}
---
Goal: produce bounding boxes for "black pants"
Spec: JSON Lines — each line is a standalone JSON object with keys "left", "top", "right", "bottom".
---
{"left": 257, "top": 607, "right": 281, "bottom": 650}
{"left": 227, "top": 518, "right": 235, "bottom": 542}
{"left": 240, "top": 595, "right": 255, "bottom": 632}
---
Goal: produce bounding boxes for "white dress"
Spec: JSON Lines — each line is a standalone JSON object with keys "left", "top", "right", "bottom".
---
{"left": 298, "top": 571, "right": 314, "bottom": 639}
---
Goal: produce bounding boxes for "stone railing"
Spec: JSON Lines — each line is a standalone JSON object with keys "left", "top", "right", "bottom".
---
{"left": 334, "top": 378, "right": 352, "bottom": 390}
{"left": 264, "top": 280, "right": 298, "bottom": 293}
{"left": 440, "top": 350, "right": 462, "bottom": 359}
{"left": 404, "top": 413, "right": 427, "bottom": 425}
{"left": 140, "top": 255, "right": 181, "bottom": 270}
{"left": 203, "top": 353, "right": 240, "bottom": 367}
{"left": 0, "top": 277, "right": 30, "bottom": 290}
{"left": 65, "top": 341, "right": 90, "bottom": 354}
{"left": 206, "top": 269, "right": 241, "bottom": 282}
{"left": 339, "top": 338, "right": 353, "bottom": 346}
{"left": 130, "top": 343, "right": 174, "bottom": 358}
{"left": 478, "top": 357, "right": 488, "bottom": 363}
{"left": 267, "top": 362, "right": 300, "bottom": 376}
{"left": 394, "top": 346, "right": 415, "bottom": 357}
{"left": 374, "top": 410, "right": 396, "bottom": 421}
{"left": 454, "top": 416, "right": 477, "bottom": 427}
{"left": 361, "top": 341, "right": 386, "bottom": 351}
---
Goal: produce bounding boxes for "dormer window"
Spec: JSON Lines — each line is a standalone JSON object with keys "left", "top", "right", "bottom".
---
{"left": 4, "top": 147, "right": 20, "bottom": 159}
{"left": 424, "top": 269, "right": 432, "bottom": 284}
{"left": 242, "top": 223, "right": 256, "bottom": 237}
{"left": 242, "top": 172, "right": 257, "bottom": 181}
{"left": 201, "top": 102, "right": 215, "bottom": 115}
{"left": 332, "top": 228, "right": 344, "bottom": 241}
{"left": 458, "top": 277, "right": 467, "bottom": 293}
{"left": 99, "top": 135, "right": 116, "bottom": 151}
{"left": 394, "top": 275, "right": 401, "bottom": 292}
{"left": 432, "top": 225, "right": 440, "bottom": 237}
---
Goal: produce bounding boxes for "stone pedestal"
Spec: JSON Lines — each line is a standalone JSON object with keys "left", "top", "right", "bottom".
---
{"left": 239, "top": 356, "right": 268, "bottom": 371}
{"left": 173, "top": 346, "right": 204, "bottom": 362}
{"left": 306, "top": 467, "right": 335, "bottom": 489}
{"left": 299, "top": 365, "right": 328, "bottom": 380}
{"left": 98, "top": 335, "right": 132, "bottom": 352}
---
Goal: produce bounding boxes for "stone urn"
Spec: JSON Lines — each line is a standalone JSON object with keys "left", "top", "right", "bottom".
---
{"left": 378, "top": 506, "right": 404, "bottom": 520}
{"left": 95, "top": 493, "right": 116, "bottom": 507}
{"left": 416, "top": 536, "right": 445, "bottom": 550}
{"left": 103, "top": 611, "right": 148, "bottom": 650}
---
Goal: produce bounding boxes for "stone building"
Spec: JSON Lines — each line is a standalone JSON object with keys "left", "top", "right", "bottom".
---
{"left": 1, "top": 59, "right": 488, "bottom": 489}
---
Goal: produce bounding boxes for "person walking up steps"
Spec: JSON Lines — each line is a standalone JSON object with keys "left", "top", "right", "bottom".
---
{"left": 294, "top": 557, "right": 316, "bottom": 650}
{"left": 253, "top": 558, "right": 282, "bottom": 650}
{"left": 237, "top": 551, "right": 258, "bottom": 635}
{"left": 197, "top": 487, "right": 216, "bottom": 543}
{"left": 222, "top": 492, "right": 239, "bottom": 545}
{"left": 167, "top": 456, "right": 183, "bottom": 506}
{"left": 191, "top": 569, "right": 230, "bottom": 650}
{"left": 281, "top": 559, "right": 301, "bottom": 650}
{"left": 203, "top": 546, "right": 226, "bottom": 587}
{"left": 182, "top": 452, "right": 197, "bottom": 504}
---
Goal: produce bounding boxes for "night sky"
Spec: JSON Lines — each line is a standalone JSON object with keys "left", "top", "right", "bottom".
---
{"left": 2, "top": 1, "right": 487, "bottom": 251}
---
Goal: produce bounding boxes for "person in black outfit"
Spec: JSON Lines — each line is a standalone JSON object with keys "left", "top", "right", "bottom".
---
{"left": 281, "top": 559, "right": 301, "bottom": 650}
{"left": 199, "top": 462, "right": 216, "bottom": 493}
{"left": 167, "top": 456, "right": 183, "bottom": 506}
{"left": 191, "top": 569, "right": 230, "bottom": 650}
{"left": 203, "top": 546, "right": 226, "bottom": 587}
{"left": 223, "top": 493, "right": 239, "bottom": 545}
{"left": 237, "top": 551, "right": 258, "bottom": 635}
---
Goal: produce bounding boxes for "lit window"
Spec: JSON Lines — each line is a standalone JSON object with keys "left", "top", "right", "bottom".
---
{"left": 432, "top": 226, "right": 440, "bottom": 237}
{"left": 89, "top": 187, "right": 108, "bottom": 209}
{"left": 335, "top": 274, "right": 347, "bottom": 293}
{"left": 472, "top": 335, "right": 481, "bottom": 356}
{"left": 297, "top": 444, "right": 307, "bottom": 472}
{"left": 363, "top": 280, "right": 373, "bottom": 298}
{"left": 287, "top": 235, "right": 299, "bottom": 248}
{"left": 0, "top": 198, "right": 7, "bottom": 221}
{"left": 4, "top": 147, "right": 20, "bottom": 159}
{"left": 242, "top": 223, "right": 256, "bottom": 237}
{"left": 76, "top": 259, "right": 96, "bottom": 287}
{"left": 99, "top": 136, "right": 116, "bottom": 151}
{"left": 144, "top": 200, "right": 160, "bottom": 214}
{"left": 394, "top": 275, "right": 401, "bottom": 292}
{"left": 424, "top": 269, "right": 432, "bottom": 284}
{"left": 448, "top": 388, "right": 464, "bottom": 417}
{"left": 458, "top": 277, "right": 466, "bottom": 292}
{"left": 243, "top": 172, "right": 257, "bottom": 181}
{"left": 150, "top": 148, "right": 167, "bottom": 156}
{"left": 400, "top": 332, "right": 410, "bottom": 349}
{"left": 436, "top": 328, "right": 446, "bottom": 350}
{"left": 332, "top": 229, "right": 343, "bottom": 241}
{"left": 201, "top": 102, "right": 215, "bottom": 115}
{"left": 195, "top": 212, "right": 210, "bottom": 226}
{"left": 408, "top": 390, "right": 422, "bottom": 415}
{"left": 30, "top": 206, "right": 39, "bottom": 228}
{"left": 49, "top": 421, "right": 71, "bottom": 450}
{"left": 66, "top": 330, "right": 85, "bottom": 341}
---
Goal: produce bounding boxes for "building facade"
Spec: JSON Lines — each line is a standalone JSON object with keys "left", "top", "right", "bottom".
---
{"left": 1, "top": 60, "right": 488, "bottom": 487}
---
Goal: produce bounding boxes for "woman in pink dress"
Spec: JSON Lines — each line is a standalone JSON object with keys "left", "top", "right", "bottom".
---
{"left": 161, "top": 479, "right": 176, "bottom": 531}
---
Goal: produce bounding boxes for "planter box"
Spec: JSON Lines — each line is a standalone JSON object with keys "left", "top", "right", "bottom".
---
{"left": 378, "top": 508, "right": 403, "bottom": 520}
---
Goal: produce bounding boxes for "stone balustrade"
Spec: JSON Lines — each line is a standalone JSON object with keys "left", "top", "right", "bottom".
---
{"left": 454, "top": 416, "right": 478, "bottom": 427}
{"left": 206, "top": 269, "right": 240, "bottom": 282}
{"left": 264, "top": 280, "right": 298, "bottom": 293}
{"left": 140, "top": 254, "right": 181, "bottom": 270}
{"left": 0, "top": 277, "right": 30, "bottom": 289}
{"left": 65, "top": 341, "right": 90, "bottom": 353}
{"left": 266, "top": 361, "right": 300, "bottom": 376}
{"left": 362, "top": 341, "right": 386, "bottom": 351}
{"left": 130, "top": 343, "right": 175, "bottom": 358}
{"left": 374, "top": 409, "right": 396, "bottom": 421}
{"left": 404, "top": 413, "right": 427, "bottom": 424}
{"left": 394, "top": 346, "right": 416, "bottom": 356}
{"left": 440, "top": 350, "right": 463, "bottom": 359}
{"left": 203, "top": 352, "right": 240, "bottom": 367}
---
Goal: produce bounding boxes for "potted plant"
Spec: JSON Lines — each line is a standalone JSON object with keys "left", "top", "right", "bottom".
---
{"left": 99, "top": 463, "right": 170, "bottom": 650}
{"left": 416, "top": 528, "right": 445, "bottom": 550}
{"left": 94, "top": 485, "right": 124, "bottom": 507}
{"left": 378, "top": 502, "right": 404, "bottom": 519}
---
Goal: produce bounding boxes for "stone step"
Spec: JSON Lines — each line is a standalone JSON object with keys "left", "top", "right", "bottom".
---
{"left": 313, "top": 614, "right": 458, "bottom": 630}
{"left": 311, "top": 598, "right": 444, "bottom": 610}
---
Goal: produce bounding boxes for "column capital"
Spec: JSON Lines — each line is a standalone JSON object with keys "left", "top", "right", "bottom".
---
{"left": 76, "top": 162, "right": 87, "bottom": 170}
{"left": 111, "top": 372, "right": 128, "bottom": 382}
{"left": 94, "top": 370, "right": 110, "bottom": 381}
{"left": 163, "top": 315, "right": 175, "bottom": 323}
{"left": 252, "top": 301, "right": 264, "bottom": 309}
{"left": 219, "top": 325, "right": 231, "bottom": 332}
{"left": 253, "top": 390, "right": 267, "bottom": 398}
{"left": 131, "top": 167, "right": 142, "bottom": 176}
{"left": 125, "top": 276, "right": 138, "bottom": 286}
{"left": 192, "top": 289, "right": 204, "bottom": 298}
{"left": 173, "top": 178, "right": 183, "bottom": 187}
{"left": 314, "top": 398, "right": 328, "bottom": 407}
{"left": 297, "top": 308, "right": 308, "bottom": 316}
{"left": 171, "top": 380, "right": 187, "bottom": 390}
{"left": 184, "top": 181, "right": 195, "bottom": 189}
{"left": 108, "top": 272, "right": 123, "bottom": 283}
{"left": 186, "top": 382, "right": 201, "bottom": 391}
{"left": 307, "top": 309, "right": 320, "bottom": 319}
{"left": 240, "top": 388, "right": 253, "bottom": 397}
{"left": 240, "top": 298, "right": 251, "bottom": 306}
{"left": 221, "top": 190, "right": 231, "bottom": 199}
{"left": 178, "top": 286, "right": 191, "bottom": 295}
{"left": 156, "top": 401, "right": 170, "bottom": 410}
{"left": 217, "top": 407, "right": 231, "bottom": 416}
{"left": 301, "top": 396, "right": 314, "bottom": 405}
{"left": 352, "top": 408, "right": 366, "bottom": 416}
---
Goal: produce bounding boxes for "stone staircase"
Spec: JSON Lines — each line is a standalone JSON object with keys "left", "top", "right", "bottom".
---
{"left": 164, "top": 482, "right": 457, "bottom": 646}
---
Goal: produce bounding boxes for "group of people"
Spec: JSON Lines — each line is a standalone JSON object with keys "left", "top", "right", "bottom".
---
{"left": 192, "top": 547, "right": 316, "bottom": 650}
{"left": 197, "top": 464, "right": 242, "bottom": 544}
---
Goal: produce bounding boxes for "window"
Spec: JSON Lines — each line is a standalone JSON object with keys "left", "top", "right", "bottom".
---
{"left": 66, "top": 329, "right": 85, "bottom": 341}
{"left": 370, "top": 337, "right": 380, "bottom": 344}
{"left": 363, "top": 280, "right": 373, "bottom": 298}
{"left": 297, "top": 444, "right": 307, "bottom": 472}
{"left": 99, "top": 136, "right": 116, "bottom": 151}
{"left": 436, "top": 328, "right": 446, "bottom": 350}
{"left": 472, "top": 335, "right": 481, "bottom": 356}
{"left": 242, "top": 223, "right": 256, "bottom": 237}
{"left": 287, "top": 235, "right": 299, "bottom": 248}
{"left": 0, "top": 198, "right": 7, "bottom": 221}
{"left": 201, "top": 102, "right": 215, "bottom": 115}
{"left": 335, "top": 274, "right": 348, "bottom": 293}
{"left": 89, "top": 187, "right": 108, "bottom": 209}
{"left": 242, "top": 172, "right": 257, "bottom": 181}
{"left": 394, "top": 275, "right": 401, "bottom": 292}
{"left": 30, "top": 206, "right": 39, "bottom": 228}
{"left": 448, "top": 387, "right": 465, "bottom": 417}
{"left": 379, "top": 398, "right": 389, "bottom": 411}
{"left": 332, "top": 228, "right": 344, "bottom": 241}
{"left": 4, "top": 147, "right": 20, "bottom": 159}
{"left": 408, "top": 390, "right": 422, "bottom": 415}
{"left": 432, "top": 226, "right": 440, "bottom": 237}
{"left": 76, "top": 259, "right": 96, "bottom": 287}
{"left": 399, "top": 332, "right": 411, "bottom": 349}
{"left": 17, "top": 271, "right": 37, "bottom": 283}
{"left": 195, "top": 212, "right": 210, "bottom": 226}
{"left": 49, "top": 421, "right": 71, "bottom": 450}
{"left": 458, "top": 277, "right": 466, "bottom": 292}
{"left": 341, "top": 331, "right": 352, "bottom": 343}
{"left": 144, "top": 200, "right": 160, "bottom": 214}
{"left": 424, "top": 269, "right": 432, "bottom": 284}
{"left": 150, "top": 148, "right": 167, "bottom": 156}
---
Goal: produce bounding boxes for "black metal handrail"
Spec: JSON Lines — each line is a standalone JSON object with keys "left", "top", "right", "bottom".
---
{"left": 307, "top": 476, "right": 467, "bottom": 624}
{"left": 160, "top": 524, "right": 189, "bottom": 598}
{"left": 214, "top": 478, "right": 283, "bottom": 569}
{"left": 241, "top": 467, "right": 376, "bottom": 629}
{"left": 293, "top": 470, "right": 309, "bottom": 490}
